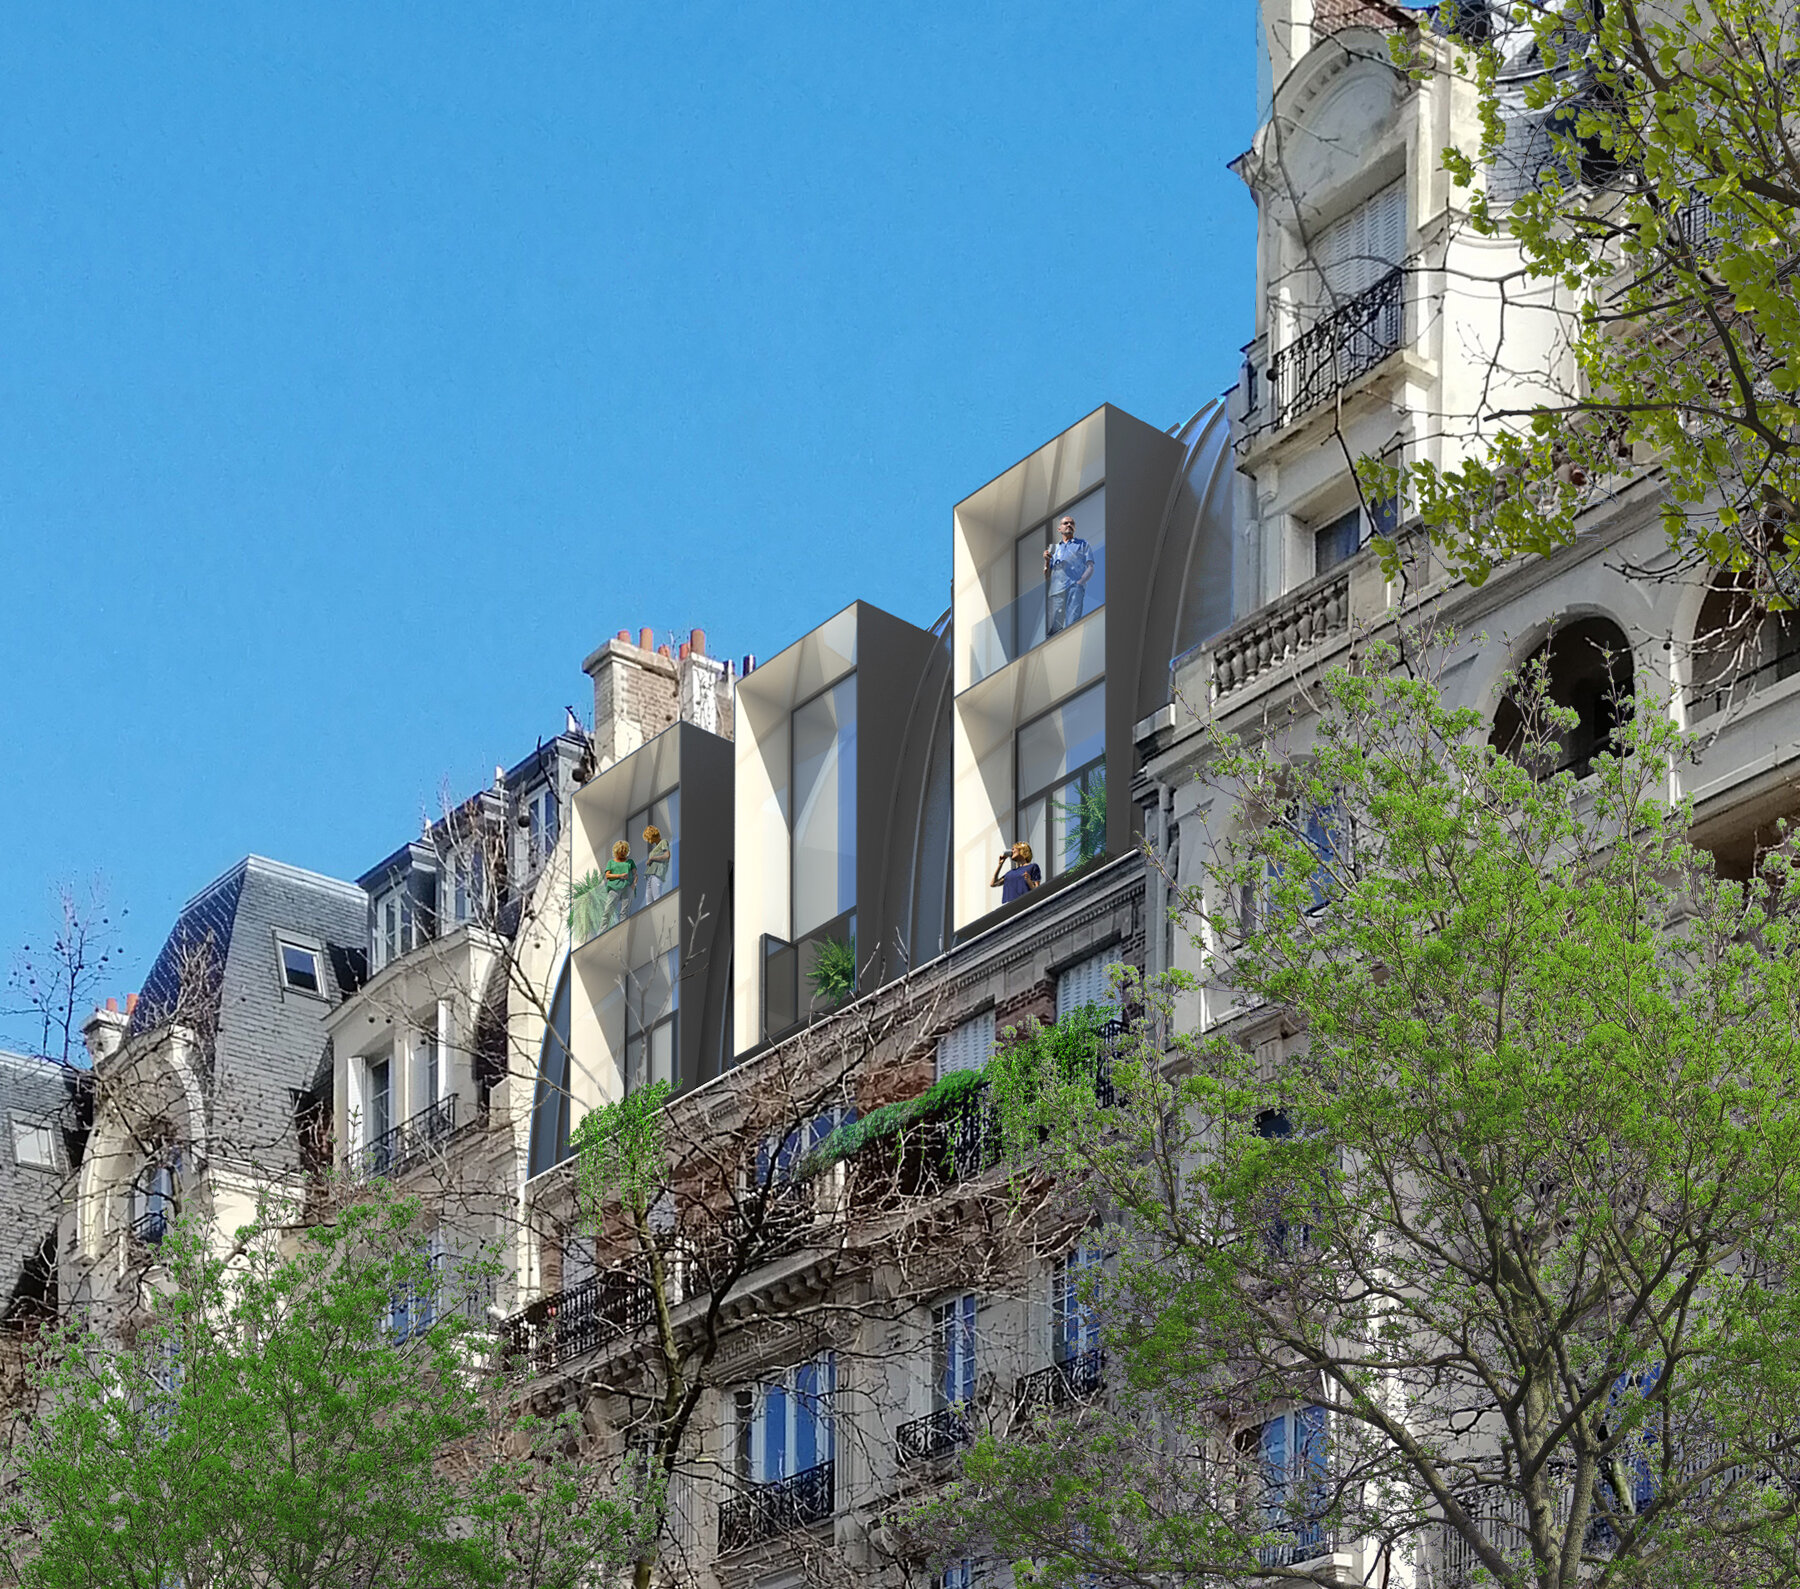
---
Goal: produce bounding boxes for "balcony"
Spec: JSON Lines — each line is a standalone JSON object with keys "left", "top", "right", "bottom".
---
{"left": 897, "top": 1405, "right": 974, "bottom": 1464}
{"left": 1206, "top": 563, "right": 1353, "bottom": 702}
{"left": 499, "top": 1267, "right": 656, "bottom": 1373}
{"left": 128, "top": 1207, "right": 172, "bottom": 1248}
{"left": 1268, "top": 268, "right": 1405, "bottom": 430}
{"left": 1255, "top": 1520, "right": 1339, "bottom": 1570}
{"left": 717, "top": 1458, "right": 836, "bottom": 1552}
{"left": 1014, "top": 1348, "right": 1105, "bottom": 1411}
{"left": 682, "top": 1178, "right": 821, "bottom": 1299}
{"left": 350, "top": 1095, "right": 460, "bottom": 1181}
{"left": 966, "top": 547, "right": 1109, "bottom": 688}
{"left": 761, "top": 907, "right": 858, "bottom": 1042}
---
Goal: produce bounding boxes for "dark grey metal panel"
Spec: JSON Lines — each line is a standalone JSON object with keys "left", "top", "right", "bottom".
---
{"left": 672, "top": 722, "right": 734, "bottom": 1093}
{"left": 851, "top": 601, "right": 948, "bottom": 994}
{"left": 1096, "top": 405, "right": 1186, "bottom": 863}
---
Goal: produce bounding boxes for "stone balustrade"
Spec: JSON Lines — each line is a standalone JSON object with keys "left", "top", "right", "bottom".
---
{"left": 1209, "top": 566, "right": 1353, "bottom": 700}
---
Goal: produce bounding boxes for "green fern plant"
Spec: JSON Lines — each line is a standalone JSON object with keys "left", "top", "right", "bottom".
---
{"left": 808, "top": 934, "right": 857, "bottom": 1005}
{"left": 569, "top": 869, "right": 606, "bottom": 943}
{"left": 1052, "top": 772, "right": 1107, "bottom": 871}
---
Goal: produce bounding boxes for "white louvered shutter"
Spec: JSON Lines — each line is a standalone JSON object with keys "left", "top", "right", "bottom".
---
{"left": 1318, "top": 181, "right": 1405, "bottom": 299}
{"left": 936, "top": 1011, "right": 996, "bottom": 1079}
{"left": 1056, "top": 952, "right": 1119, "bottom": 1019}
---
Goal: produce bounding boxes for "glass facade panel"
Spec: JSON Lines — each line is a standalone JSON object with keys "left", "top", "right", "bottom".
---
{"left": 1018, "top": 683, "right": 1105, "bottom": 799}
{"left": 624, "top": 948, "right": 679, "bottom": 1094}
{"left": 620, "top": 787, "right": 680, "bottom": 914}
{"left": 528, "top": 961, "right": 573, "bottom": 1177}
{"left": 968, "top": 485, "right": 1106, "bottom": 685}
{"left": 792, "top": 676, "right": 857, "bottom": 938}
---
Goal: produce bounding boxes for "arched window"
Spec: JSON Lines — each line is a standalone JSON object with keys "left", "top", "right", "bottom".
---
{"left": 1689, "top": 572, "right": 1800, "bottom": 721}
{"left": 1491, "top": 617, "right": 1635, "bottom": 780}
{"left": 527, "top": 960, "right": 573, "bottom": 1180}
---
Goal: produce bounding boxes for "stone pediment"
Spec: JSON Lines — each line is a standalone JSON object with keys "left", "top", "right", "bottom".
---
{"left": 1251, "top": 38, "right": 1411, "bottom": 213}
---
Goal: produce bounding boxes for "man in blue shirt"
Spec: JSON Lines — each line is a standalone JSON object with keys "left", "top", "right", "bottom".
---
{"left": 1044, "top": 513, "right": 1095, "bottom": 634}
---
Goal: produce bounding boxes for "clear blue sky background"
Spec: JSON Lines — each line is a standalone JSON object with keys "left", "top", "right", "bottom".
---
{"left": 0, "top": 3, "right": 1259, "bottom": 1040}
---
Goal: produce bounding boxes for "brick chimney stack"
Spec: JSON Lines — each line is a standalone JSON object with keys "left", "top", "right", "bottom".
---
{"left": 582, "top": 626, "right": 733, "bottom": 768}
{"left": 83, "top": 998, "right": 129, "bottom": 1066}
{"left": 679, "top": 627, "right": 733, "bottom": 740}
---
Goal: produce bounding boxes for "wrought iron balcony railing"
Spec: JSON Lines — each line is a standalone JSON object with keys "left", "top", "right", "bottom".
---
{"left": 1268, "top": 268, "right": 1405, "bottom": 429}
{"left": 717, "top": 1458, "right": 836, "bottom": 1552}
{"left": 1255, "top": 1520, "right": 1339, "bottom": 1569}
{"left": 129, "top": 1207, "right": 172, "bottom": 1247}
{"left": 499, "top": 1266, "right": 656, "bottom": 1373}
{"left": 351, "top": 1095, "right": 459, "bottom": 1181}
{"left": 684, "top": 1178, "right": 819, "bottom": 1298}
{"left": 897, "top": 1405, "right": 974, "bottom": 1464}
{"left": 1014, "top": 1348, "right": 1105, "bottom": 1411}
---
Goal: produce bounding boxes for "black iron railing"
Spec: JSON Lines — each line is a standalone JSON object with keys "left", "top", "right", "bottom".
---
{"left": 717, "top": 1458, "right": 835, "bottom": 1552}
{"left": 351, "top": 1095, "right": 458, "bottom": 1181}
{"left": 129, "top": 1207, "right": 172, "bottom": 1247}
{"left": 1269, "top": 269, "right": 1405, "bottom": 428}
{"left": 1255, "top": 1519, "right": 1338, "bottom": 1569}
{"left": 685, "top": 1179, "right": 819, "bottom": 1298}
{"left": 897, "top": 1405, "right": 974, "bottom": 1464}
{"left": 1014, "top": 1349, "right": 1105, "bottom": 1411}
{"left": 499, "top": 1267, "right": 656, "bottom": 1373}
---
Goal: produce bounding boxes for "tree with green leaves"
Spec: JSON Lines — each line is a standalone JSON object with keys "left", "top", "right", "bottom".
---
{"left": 1381, "top": 0, "right": 1800, "bottom": 601}
{"left": 0, "top": 1188, "right": 657, "bottom": 1589}
{"left": 917, "top": 651, "right": 1800, "bottom": 1588}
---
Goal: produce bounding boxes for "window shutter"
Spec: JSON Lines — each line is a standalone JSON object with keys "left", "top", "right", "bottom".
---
{"left": 1056, "top": 952, "right": 1118, "bottom": 1019}
{"left": 1317, "top": 181, "right": 1404, "bottom": 298}
{"left": 936, "top": 1011, "right": 996, "bottom": 1079}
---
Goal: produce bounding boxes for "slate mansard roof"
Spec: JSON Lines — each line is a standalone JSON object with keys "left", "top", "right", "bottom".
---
{"left": 0, "top": 1048, "right": 84, "bottom": 1319}
{"left": 127, "top": 856, "right": 366, "bottom": 1173}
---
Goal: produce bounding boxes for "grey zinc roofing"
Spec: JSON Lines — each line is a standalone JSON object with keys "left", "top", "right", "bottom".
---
{"left": 128, "top": 856, "right": 365, "bottom": 1176}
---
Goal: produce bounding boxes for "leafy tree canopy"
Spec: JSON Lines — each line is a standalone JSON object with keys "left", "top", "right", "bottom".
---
{"left": 918, "top": 650, "right": 1800, "bottom": 1589}
{"left": 0, "top": 1191, "right": 657, "bottom": 1589}
{"left": 1380, "top": 0, "right": 1800, "bottom": 598}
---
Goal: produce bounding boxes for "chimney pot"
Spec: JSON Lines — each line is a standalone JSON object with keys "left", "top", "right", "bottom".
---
{"left": 678, "top": 642, "right": 691, "bottom": 660}
{"left": 126, "top": 993, "right": 138, "bottom": 1013}
{"left": 105, "top": 997, "right": 119, "bottom": 1013}
{"left": 639, "top": 627, "right": 655, "bottom": 651}
{"left": 617, "top": 629, "right": 630, "bottom": 644}
{"left": 656, "top": 643, "right": 672, "bottom": 659}
{"left": 743, "top": 654, "right": 756, "bottom": 675}
{"left": 691, "top": 628, "right": 706, "bottom": 657}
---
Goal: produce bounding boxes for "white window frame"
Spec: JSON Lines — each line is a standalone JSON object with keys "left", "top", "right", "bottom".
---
{"left": 734, "top": 1353, "right": 837, "bottom": 1484}
{"left": 10, "top": 1114, "right": 56, "bottom": 1170}
{"left": 934, "top": 1292, "right": 978, "bottom": 1410}
{"left": 276, "top": 936, "right": 325, "bottom": 997}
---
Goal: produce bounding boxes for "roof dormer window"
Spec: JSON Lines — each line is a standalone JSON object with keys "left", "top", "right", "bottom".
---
{"left": 279, "top": 941, "right": 323, "bottom": 995}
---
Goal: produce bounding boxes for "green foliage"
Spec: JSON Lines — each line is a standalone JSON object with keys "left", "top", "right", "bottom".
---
{"left": 568, "top": 869, "right": 606, "bottom": 942}
{"left": 573, "top": 1080, "right": 671, "bottom": 1225}
{"left": 985, "top": 1000, "right": 1122, "bottom": 1161}
{"left": 808, "top": 934, "right": 857, "bottom": 1004}
{"left": 1387, "top": 1, "right": 1800, "bottom": 594}
{"left": 805, "top": 1065, "right": 990, "bottom": 1171}
{"left": 0, "top": 1190, "right": 659, "bottom": 1589}
{"left": 1050, "top": 773, "right": 1107, "bottom": 871}
{"left": 916, "top": 650, "right": 1800, "bottom": 1589}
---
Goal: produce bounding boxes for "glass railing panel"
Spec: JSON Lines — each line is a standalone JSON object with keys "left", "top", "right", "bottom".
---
{"left": 966, "top": 547, "right": 1107, "bottom": 687}
{"left": 761, "top": 908, "right": 857, "bottom": 1042}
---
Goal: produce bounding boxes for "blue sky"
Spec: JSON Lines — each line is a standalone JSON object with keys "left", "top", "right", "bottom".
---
{"left": 0, "top": 3, "right": 1258, "bottom": 1036}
